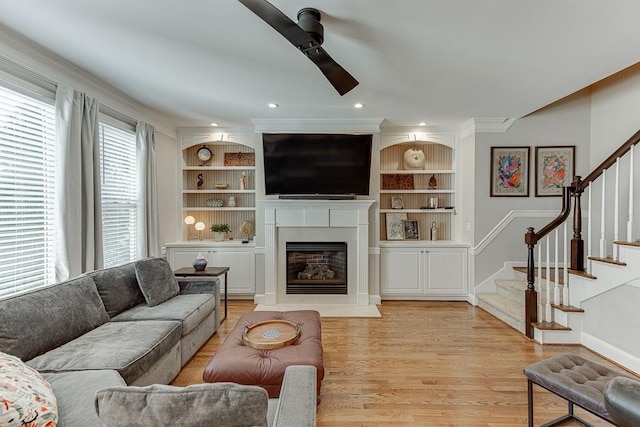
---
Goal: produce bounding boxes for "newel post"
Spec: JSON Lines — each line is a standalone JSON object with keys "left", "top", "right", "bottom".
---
{"left": 524, "top": 227, "right": 538, "bottom": 338}
{"left": 571, "top": 176, "right": 584, "bottom": 272}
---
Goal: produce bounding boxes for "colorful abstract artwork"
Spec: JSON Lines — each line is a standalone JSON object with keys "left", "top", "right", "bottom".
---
{"left": 535, "top": 146, "right": 575, "bottom": 196}
{"left": 490, "top": 147, "right": 530, "bottom": 197}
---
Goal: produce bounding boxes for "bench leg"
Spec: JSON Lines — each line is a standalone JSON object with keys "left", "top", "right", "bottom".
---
{"left": 528, "top": 379, "right": 534, "bottom": 427}
{"left": 529, "top": 381, "right": 596, "bottom": 427}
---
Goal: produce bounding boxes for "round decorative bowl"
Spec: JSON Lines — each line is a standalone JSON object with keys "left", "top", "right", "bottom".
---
{"left": 213, "top": 183, "right": 228, "bottom": 189}
{"left": 206, "top": 198, "right": 224, "bottom": 207}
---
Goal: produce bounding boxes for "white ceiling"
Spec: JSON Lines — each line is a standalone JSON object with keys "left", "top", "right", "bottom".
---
{"left": 2, "top": 0, "right": 640, "bottom": 129}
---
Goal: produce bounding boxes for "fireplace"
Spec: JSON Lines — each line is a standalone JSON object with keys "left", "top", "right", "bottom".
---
{"left": 261, "top": 199, "right": 375, "bottom": 306}
{"left": 286, "top": 242, "right": 347, "bottom": 294}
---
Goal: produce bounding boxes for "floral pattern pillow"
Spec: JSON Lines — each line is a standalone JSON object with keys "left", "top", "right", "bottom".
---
{"left": 0, "top": 352, "right": 58, "bottom": 427}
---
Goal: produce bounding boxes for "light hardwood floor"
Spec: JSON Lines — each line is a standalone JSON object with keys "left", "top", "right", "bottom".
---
{"left": 172, "top": 300, "right": 630, "bottom": 426}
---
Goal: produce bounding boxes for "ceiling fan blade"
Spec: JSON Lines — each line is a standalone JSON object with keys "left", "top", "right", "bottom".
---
{"left": 307, "top": 47, "right": 359, "bottom": 96}
{"left": 238, "top": 0, "right": 316, "bottom": 51}
{"left": 238, "top": 0, "right": 359, "bottom": 95}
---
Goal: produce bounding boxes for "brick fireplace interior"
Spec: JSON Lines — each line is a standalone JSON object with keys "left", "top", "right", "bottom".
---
{"left": 286, "top": 242, "right": 347, "bottom": 294}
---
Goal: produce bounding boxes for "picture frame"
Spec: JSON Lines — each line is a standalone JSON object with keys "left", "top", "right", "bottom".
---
{"left": 385, "top": 213, "right": 407, "bottom": 240}
{"left": 490, "top": 146, "right": 530, "bottom": 197}
{"left": 535, "top": 146, "right": 575, "bottom": 197}
{"left": 391, "top": 195, "right": 404, "bottom": 209}
{"left": 403, "top": 220, "right": 420, "bottom": 240}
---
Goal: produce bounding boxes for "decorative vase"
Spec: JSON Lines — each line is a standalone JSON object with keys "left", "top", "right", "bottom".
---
{"left": 227, "top": 196, "right": 236, "bottom": 207}
{"left": 192, "top": 253, "right": 208, "bottom": 271}
{"left": 428, "top": 174, "right": 437, "bottom": 189}
{"left": 213, "top": 231, "right": 225, "bottom": 242}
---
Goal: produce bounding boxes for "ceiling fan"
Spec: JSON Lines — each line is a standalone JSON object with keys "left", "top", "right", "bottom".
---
{"left": 238, "top": 0, "right": 359, "bottom": 96}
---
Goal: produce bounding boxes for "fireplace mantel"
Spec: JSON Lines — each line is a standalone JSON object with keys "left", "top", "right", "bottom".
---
{"left": 262, "top": 199, "right": 375, "bottom": 306}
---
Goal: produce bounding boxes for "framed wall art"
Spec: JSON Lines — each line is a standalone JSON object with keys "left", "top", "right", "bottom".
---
{"left": 385, "top": 213, "right": 407, "bottom": 240}
{"left": 490, "top": 146, "right": 530, "bottom": 197}
{"left": 403, "top": 220, "right": 420, "bottom": 240}
{"left": 535, "top": 146, "right": 575, "bottom": 197}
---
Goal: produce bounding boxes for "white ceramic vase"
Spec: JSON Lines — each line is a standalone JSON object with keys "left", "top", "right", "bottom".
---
{"left": 213, "top": 231, "right": 225, "bottom": 242}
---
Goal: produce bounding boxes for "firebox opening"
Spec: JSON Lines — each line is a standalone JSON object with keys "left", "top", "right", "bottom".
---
{"left": 286, "top": 242, "right": 347, "bottom": 294}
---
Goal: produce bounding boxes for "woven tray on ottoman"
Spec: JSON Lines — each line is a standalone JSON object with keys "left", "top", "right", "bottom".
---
{"left": 203, "top": 310, "right": 324, "bottom": 398}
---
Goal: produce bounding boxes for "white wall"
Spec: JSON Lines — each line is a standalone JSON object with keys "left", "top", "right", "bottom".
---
{"left": 590, "top": 63, "right": 640, "bottom": 167}
{"left": 472, "top": 91, "right": 592, "bottom": 285}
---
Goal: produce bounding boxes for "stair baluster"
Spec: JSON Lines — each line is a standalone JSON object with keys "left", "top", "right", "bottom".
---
{"left": 600, "top": 169, "right": 607, "bottom": 258}
{"left": 613, "top": 158, "right": 620, "bottom": 260}
{"left": 627, "top": 145, "right": 634, "bottom": 242}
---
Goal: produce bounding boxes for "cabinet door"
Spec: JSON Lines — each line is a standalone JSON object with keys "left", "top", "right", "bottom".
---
{"left": 166, "top": 248, "right": 213, "bottom": 270}
{"left": 380, "top": 248, "right": 423, "bottom": 294}
{"left": 212, "top": 250, "right": 255, "bottom": 294}
{"left": 425, "top": 248, "right": 466, "bottom": 295}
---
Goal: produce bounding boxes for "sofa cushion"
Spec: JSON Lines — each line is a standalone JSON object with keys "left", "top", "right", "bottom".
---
{"left": 43, "top": 370, "right": 125, "bottom": 427}
{"left": 88, "top": 261, "right": 145, "bottom": 317}
{"left": 27, "top": 320, "right": 181, "bottom": 385}
{"left": 111, "top": 294, "right": 215, "bottom": 336}
{"left": 0, "top": 352, "right": 58, "bottom": 427}
{"left": 135, "top": 257, "right": 180, "bottom": 306}
{"left": 0, "top": 276, "right": 109, "bottom": 361}
{"left": 95, "top": 382, "right": 268, "bottom": 427}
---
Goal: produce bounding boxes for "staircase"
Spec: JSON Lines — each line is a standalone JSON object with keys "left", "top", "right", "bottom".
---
{"left": 478, "top": 241, "right": 640, "bottom": 345}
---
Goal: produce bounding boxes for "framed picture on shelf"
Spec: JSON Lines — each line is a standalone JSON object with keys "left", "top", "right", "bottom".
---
{"left": 402, "top": 220, "right": 420, "bottom": 240}
{"left": 490, "top": 146, "right": 530, "bottom": 197}
{"left": 391, "top": 195, "right": 404, "bottom": 209}
{"left": 385, "top": 213, "right": 407, "bottom": 240}
{"left": 535, "top": 146, "right": 575, "bottom": 197}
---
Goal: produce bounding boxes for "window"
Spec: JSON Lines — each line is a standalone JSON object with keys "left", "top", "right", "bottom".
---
{"left": 0, "top": 85, "right": 56, "bottom": 298}
{"left": 99, "top": 122, "right": 138, "bottom": 268}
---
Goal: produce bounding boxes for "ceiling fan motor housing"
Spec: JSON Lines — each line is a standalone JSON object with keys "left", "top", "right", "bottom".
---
{"left": 297, "top": 8, "right": 324, "bottom": 45}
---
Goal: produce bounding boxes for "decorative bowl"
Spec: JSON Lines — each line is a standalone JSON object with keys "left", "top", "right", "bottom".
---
{"left": 213, "top": 183, "right": 228, "bottom": 189}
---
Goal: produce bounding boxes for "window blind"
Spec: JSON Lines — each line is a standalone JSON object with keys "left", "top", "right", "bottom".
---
{"left": 0, "top": 85, "right": 56, "bottom": 298}
{"left": 99, "top": 122, "right": 138, "bottom": 268}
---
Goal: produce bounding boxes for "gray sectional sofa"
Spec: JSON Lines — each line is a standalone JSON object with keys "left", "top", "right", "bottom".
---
{"left": 0, "top": 257, "right": 318, "bottom": 426}
{"left": 0, "top": 257, "right": 218, "bottom": 425}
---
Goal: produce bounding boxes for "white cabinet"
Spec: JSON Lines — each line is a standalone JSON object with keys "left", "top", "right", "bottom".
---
{"left": 164, "top": 243, "right": 256, "bottom": 296}
{"left": 380, "top": 245, "right": 468, "bottom": 299}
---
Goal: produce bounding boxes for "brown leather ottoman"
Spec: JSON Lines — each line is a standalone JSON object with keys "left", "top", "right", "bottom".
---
{"left": 203, "top": 310, "right": 324, "bottom": 398}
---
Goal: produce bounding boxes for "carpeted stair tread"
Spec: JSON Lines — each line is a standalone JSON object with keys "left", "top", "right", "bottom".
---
{"left": 477, "top": 292, "right": 524, "bottom": 332}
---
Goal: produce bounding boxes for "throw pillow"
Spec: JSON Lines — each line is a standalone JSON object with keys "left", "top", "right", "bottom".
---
{"left": 95, "top": 383, "right": 268, "bottom": 427}
{"left": 134, "top": 257, "right": 180, "bottom": 307}
{"left": 0, "top": 352, "right": 58, "bottom": 427}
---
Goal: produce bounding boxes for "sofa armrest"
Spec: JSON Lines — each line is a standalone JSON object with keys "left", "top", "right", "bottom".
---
{"left": 272, "top": 365, "right": 317, "bottom": 427}
{"left": 177, "top": 278, "right": 221, "bottom": 329}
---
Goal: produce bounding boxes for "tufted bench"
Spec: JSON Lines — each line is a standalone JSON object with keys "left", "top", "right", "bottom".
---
{"left": 203, "top": 310, "right": 324, "bottom": 398}
{"left": 523, "top": 354, "right": 633, "bottom": 426}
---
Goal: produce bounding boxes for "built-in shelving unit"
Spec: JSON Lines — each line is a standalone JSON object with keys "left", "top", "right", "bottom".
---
{"left": 182, "top": 141, "right": 256, "bottom": 241}
{"left": 379, "top": 141, "right": 455, "bottom": 241}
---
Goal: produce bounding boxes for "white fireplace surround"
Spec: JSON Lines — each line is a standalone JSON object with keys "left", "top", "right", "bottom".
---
{"left": 262, "top": 199, "right": 375, "bottom": 306}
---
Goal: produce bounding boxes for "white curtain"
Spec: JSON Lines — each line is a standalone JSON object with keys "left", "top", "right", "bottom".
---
{"left": 55, "top": 85, "right": 103, "bottom": 281}
{"left": 136, "top": 121, "right": 160, "bottom": 258}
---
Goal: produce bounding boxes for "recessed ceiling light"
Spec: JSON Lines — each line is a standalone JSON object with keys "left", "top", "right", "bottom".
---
{"left": 354, "top": 103, "right": 364, "bottom": 109}
{"left": 268, "top": 103, "right": 279, "bottom": 108}
{"left": 418, "top": 122, "right": 427, "bottom": 126}
{"left": 210, "top": 122, "right": 219, "bottom": 127}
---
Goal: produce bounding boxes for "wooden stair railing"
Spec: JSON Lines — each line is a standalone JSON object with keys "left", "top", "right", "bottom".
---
{"left": 523, "top": 129, "right": 640, "bottom": 338}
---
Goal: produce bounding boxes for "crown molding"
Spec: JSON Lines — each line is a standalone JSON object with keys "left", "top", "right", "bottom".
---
{"left": 0, "top": 25, "right": 177, "bottom": 137}
{"left": 463, "top": 117, "right": 517, "bottom": 136}
{"left": 251, "top": 118, "right": 384, "bottom": 134}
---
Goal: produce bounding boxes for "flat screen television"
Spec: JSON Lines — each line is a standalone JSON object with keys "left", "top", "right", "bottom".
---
{"left": 263, "top": 133, "right": 372, "bottom": 197}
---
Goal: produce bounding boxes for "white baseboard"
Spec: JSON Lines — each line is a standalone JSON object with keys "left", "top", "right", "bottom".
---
{"left": 581, "top": 332, "right": 640, "bottom": 375}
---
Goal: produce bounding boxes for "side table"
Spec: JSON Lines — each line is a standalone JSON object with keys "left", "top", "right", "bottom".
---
{"left": 174, "top": 266, "right": 230, "bottom": 322}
